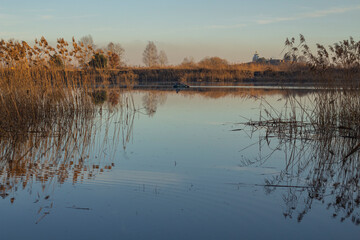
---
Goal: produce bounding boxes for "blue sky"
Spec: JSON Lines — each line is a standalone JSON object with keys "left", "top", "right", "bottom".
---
{"left": 1, "top": 0, "right": 359, "bottom": 65}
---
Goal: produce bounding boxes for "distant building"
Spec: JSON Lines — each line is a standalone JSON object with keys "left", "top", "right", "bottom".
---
{"left": 252, "top": 51, "right": 259, "bottom": 62}
{"left": 269, "top": 58, "right": 284, "bottom": 65}
{"left": 252, "top": 51, "right": 284, "bottom": 65}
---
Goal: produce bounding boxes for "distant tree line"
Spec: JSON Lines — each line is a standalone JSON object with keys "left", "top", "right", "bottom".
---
{"left": 76, "top": 36, "right": 232, "bottom": 69}
{"left": 3, "top": 33, "right": 320, "bottom": 71}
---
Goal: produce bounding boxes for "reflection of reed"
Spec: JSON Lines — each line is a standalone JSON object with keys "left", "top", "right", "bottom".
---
{"left": 240, "top": 35, "right": 360, "bottom": 223}
{"left": 241, "top": 91, "right": 360, "bottom": 224}
{"left": 0, "top": 90, "right": 135, "bottom": 206}
{"left": 263, "top": 133, "right": 360, "bottom": 225}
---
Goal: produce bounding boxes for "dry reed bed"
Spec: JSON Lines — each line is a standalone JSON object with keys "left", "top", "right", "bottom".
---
{"left": 0, "top": 36, "right": 137, "bottom": 209}
{"left": 245, "top": 36, "right": 360, "bottom": 153}
{"left": 239, "top": 36, "right": 360, "bottom": 224}
{"left": 0, "top": 37, "right": 113, "bottom": 135}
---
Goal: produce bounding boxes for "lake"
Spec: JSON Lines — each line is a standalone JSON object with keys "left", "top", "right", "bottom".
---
{"left": 0, "top": 87, "right": 359, "bottom": 240}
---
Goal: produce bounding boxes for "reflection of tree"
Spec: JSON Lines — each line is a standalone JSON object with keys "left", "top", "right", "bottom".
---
{"left": 241, "top": 94, "right": 360, "bottom": 225}
{"left": 142, "top": 92, "right": 167, "bottom": 117}
{"left": 0, "top": 90, "right": 135, "bottom": 222}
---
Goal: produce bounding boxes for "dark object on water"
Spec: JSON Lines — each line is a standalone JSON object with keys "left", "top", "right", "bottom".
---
{"left": 173, "top": 83, "right": 190, "bottom": 89}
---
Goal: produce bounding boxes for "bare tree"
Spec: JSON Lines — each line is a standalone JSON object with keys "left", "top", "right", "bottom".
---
{"left": 78, "top": 34, "right": 96, "bottom": 64}
{"left": 78, "top": 34, "right": 95, "bottom": 49}
{"left": 107, "top": 42, "right": 125, "bottom": 67}
{"left": 143, "top": 41, "right": 159, "bottom": 67}
{"left": 158, "top": 50, "right": 168, "bottom": 67}
{"left": 180, "top": 56, "right": 195, "bottom": 68}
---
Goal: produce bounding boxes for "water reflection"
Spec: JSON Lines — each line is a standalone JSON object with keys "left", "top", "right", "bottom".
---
{"left": 240, "top": 96, "right": 360, "bottom": 225}
{"left": 0, "top": 89, "right": 135, "bottom": 222}
{"left": 1, "top": 87, "right": 359, "bottom": 238}
{"left": 132, "top": 85, "right": 313, "bottom": 100}
{"left": 141, "top": 92, "right": 167, "bottom": 116}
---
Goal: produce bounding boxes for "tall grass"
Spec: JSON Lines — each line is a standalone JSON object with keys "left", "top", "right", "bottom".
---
{"left": 284, "top": 35, "right": 360, "bottom": 88}
{"left": 251, "top": 36, "right": 360, "bottom": 139}
{"left": 0, "top": 36, "right": 139, "bottom": 208}
{"left": 0, "top": 37, "right": 110, "bottom": 134}
{"left": 240, "top": 36, "right": 360, "bottom": 224}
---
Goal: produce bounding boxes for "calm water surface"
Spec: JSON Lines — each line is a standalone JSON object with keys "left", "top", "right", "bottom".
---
{"left": 0, "top": 88, "right": 359, "bottom": 239}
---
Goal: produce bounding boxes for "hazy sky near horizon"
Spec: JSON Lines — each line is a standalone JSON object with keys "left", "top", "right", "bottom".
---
{"left": 1, "top": 0, "right": 359, "bottom": 65}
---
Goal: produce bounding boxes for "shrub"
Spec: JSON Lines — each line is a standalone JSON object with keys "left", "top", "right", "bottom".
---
{"left": 89, "top": 53, "right": 108, "bottom": 69}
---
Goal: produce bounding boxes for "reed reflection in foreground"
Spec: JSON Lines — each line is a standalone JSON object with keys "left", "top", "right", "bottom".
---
{"left": 240, "top": 90, "right": 360, "bottom": 225}
{"left": 0, "top": 89, "right": 136, "bottom": 222}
